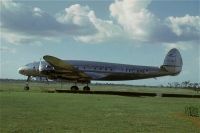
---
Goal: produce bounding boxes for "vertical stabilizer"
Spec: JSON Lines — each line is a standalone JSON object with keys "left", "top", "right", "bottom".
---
{"left": 161, "top": 48, "right": 183, "bottom": 75}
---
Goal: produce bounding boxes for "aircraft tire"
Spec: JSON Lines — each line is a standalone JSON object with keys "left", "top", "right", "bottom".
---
{"left": 24, "top": 86, "right": 29, "bottom": 90}
{"left": 71, "top": 86, "right": 79, "bottom": 91}
{"left": 83, "top": 86, "right": 90, "bottom": 91}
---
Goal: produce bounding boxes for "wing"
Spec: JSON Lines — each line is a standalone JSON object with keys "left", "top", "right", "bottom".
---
{"left": 43, "top": 55, "right": 90, "bottom": 80}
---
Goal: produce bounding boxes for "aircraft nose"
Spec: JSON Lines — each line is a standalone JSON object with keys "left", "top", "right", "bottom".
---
{"left": 18, "top": 66, "right": 28, "bottom": 75}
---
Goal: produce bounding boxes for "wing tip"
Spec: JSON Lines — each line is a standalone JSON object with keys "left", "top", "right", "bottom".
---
{"left": 43, "top": 55, "right": 54, "bottom": 60}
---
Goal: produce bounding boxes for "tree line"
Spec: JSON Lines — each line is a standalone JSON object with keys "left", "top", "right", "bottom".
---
{"left": 167, "top": 81, "right": 200, "bottom": 92}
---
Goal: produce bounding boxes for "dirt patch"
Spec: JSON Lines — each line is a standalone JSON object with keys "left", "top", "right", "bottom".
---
{"left": 175, "top": 113, "right": 200, "bottom": 128}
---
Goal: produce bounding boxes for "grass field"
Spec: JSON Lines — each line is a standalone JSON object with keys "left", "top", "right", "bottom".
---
{"left": 0, "top": 81, "right": 200, "bottom": 133}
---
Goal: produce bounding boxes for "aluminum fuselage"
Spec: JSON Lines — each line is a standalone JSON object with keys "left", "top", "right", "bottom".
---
{"left": 18, "top": 60, "right": 170, "bottom": 81}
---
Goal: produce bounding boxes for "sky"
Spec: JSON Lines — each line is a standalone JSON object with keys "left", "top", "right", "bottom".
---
{"left": 0, "top": 0, "right": 199, "bottom": 85}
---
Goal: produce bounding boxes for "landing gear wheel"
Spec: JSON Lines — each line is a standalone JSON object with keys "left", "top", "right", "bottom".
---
{"left": 83, "top": 86, "right": 90, "bottom": 91}
{"left": 71, "top": 86, "right": 79, "bottom": 91}
{"left": 24, "top": 86, "right": 29, "bottom": 90}
{"left": 24, "top": 76, "right": 31, "bottom": 91}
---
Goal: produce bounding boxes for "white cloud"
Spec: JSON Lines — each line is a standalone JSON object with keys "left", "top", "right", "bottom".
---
{"left": 109, "top": 0, "right": 158, "bottom": 41}
{"left": 0, "top": 46, "right": 16, "bottom": 54}
{"left": 56, "top": 4, "right": 123, "bottom": 43}
{"left": 33, "top": 7, "right": 44, "bottom": 17}
{"left": 109, "top": 0, "right": 200, "bottom": 43}
{"left": 0, "top": 1, "right": 122, "bottom": 44}
{"left": 74, "top": 10, "right": 124, "bottom": 43}
{"left": 56, "top": 4, "right": 91, "bottom": 26}
{"left": 166, "top": 15, "right": 200, "bottom": 40}
{"left": 0, "top": 1, "right": 97, "bottom": 44}
{"left": 55, "top": 4, "right": 98, "bottom": 35}
{"left": 163, "top": 41, "right": 194, "bottom": 52}
{"left": 1, "top": 32, "right": 32, "bottom": 45}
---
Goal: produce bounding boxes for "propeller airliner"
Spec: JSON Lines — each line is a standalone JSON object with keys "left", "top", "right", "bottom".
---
{"left": 18, "top": 48, "right": 182, "bottom": 91}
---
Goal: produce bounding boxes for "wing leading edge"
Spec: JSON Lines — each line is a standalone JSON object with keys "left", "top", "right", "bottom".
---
{"left": 43, "top": 55, "right": 91, "bottom": 81}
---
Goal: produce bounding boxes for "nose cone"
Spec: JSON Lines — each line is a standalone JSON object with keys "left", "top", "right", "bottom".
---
{"left": 18, "top": 66, "right": 28, "bottom": 75}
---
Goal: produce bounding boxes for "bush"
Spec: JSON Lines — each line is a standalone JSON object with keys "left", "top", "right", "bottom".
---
{"left": 185, "top": 106, "right": 199, "bottom": 117}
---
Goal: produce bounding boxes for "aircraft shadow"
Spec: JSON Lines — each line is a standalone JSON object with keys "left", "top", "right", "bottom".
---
{"left": 54, "top": 90, "right": 200, "bottom": 98}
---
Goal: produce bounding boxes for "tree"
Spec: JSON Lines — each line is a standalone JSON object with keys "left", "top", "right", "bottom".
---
{"left": 193, "top": 83, "right": 200, "bottom": 93}
{"left": 173, "top": 82, "right": 180, "bottom": 88}
{"left": 168, "top": 82, "right": 172, "bottom": 88}
{"left": 181, "top": 81, "right": 190, "bottom": 88}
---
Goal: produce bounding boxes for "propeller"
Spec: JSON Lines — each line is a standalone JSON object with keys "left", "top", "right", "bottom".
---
{"left": 39, "top": 58, "right": 43, "bottom": 73}
{"left": 38, "top": 58, "right": 49, "bottom": 83}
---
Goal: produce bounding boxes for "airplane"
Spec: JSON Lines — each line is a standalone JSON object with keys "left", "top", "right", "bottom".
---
{"left": 18, "top": 48, "right": 182, "bottom": 91}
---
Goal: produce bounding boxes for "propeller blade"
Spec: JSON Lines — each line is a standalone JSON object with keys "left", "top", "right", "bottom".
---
{"left": 39, "top": 58, "right": 43, "bottom": 73}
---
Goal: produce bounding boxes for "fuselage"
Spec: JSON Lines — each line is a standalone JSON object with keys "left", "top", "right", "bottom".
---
{"left": 18, "top": 60, "right": 169, "bottom": 81}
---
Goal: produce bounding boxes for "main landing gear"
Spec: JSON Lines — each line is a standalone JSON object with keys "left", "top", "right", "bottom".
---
{"left": 70, "top": 83, "right": 90, "bottom": 91}
{"left": 24, "top": 76, "right": 31, "bottom": 90}
{"left": 70, "top": 86, "right": 79, "bottom": 91}
{"left": 83, "top": 85, "right": 90, "bottom": 91}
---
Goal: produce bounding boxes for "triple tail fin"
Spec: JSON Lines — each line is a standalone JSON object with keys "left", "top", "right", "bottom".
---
{"left": 160, "top": 48, "right": 183, "bottom": 75}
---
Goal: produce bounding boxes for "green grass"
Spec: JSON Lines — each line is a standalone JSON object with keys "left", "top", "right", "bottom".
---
{"left": 0, "top": 81, "right": 200, "bottom": 133}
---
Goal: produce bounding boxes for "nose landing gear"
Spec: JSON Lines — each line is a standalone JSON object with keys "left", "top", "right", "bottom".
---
{"left": 24, "top": 76, "right": 31, "bottom": 90}
{"left": 24, "top": 84, "right": 29, "bottom": 90}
